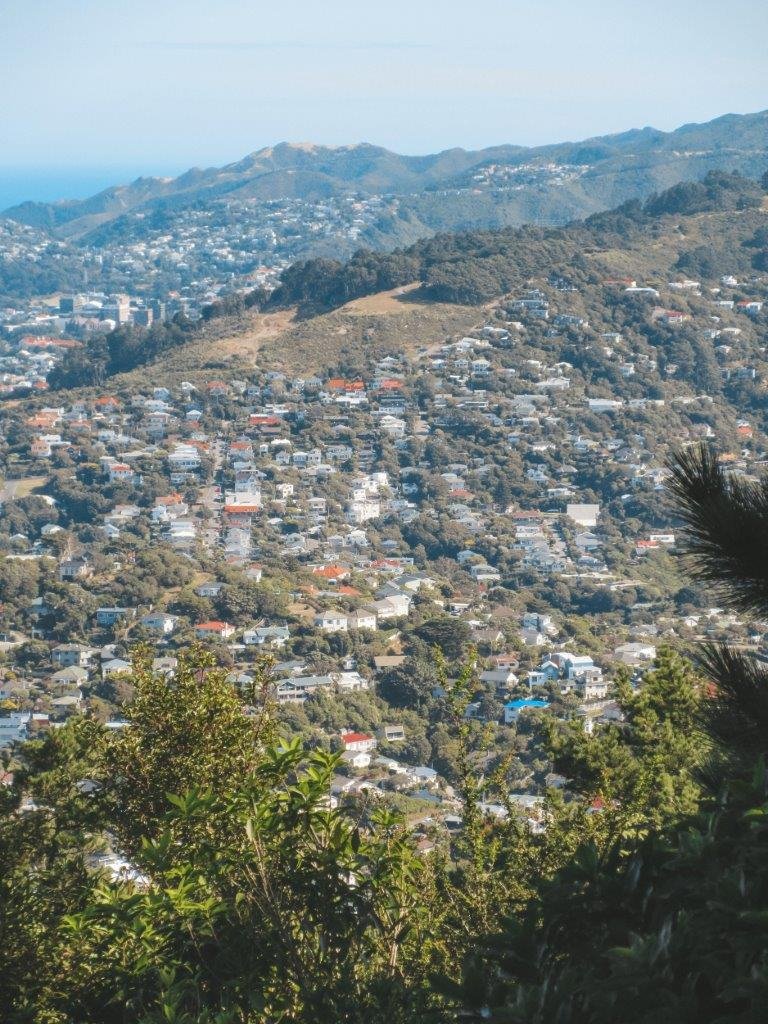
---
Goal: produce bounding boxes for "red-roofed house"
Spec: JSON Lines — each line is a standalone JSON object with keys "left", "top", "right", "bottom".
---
{"left": 340, "top": 731, "right": 377, "bottom": 753}
{"left": 312, "top": 564, "right": 351, "bottom": 582}
{"left": 635, "top": 540, "right": 660, "bottom": 555}
{"left": 108, "top": 463, "right": 135, "bottom": 484}
{"left": 194, "top": 621, "right": 235, "bottom": 639}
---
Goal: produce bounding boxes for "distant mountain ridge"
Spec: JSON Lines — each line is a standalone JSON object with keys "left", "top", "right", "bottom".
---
{"left": 4, "top": 110, "right": 768, "bottom": 244}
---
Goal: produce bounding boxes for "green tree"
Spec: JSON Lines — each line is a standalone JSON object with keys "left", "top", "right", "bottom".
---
{"left": 412, "top": 617, "right": 472, "bottom": 661}
{"left": 1, "top": 649, "right": 433, "bottom": 1024}
{"left": 443, "top": 444, "right": 768, "bottom": 1022}
{"left": 546, "top": 649, "right": 704, "bottom": 830}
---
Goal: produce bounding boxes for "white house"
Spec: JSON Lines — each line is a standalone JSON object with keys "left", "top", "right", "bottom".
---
{"left": 340, "top": 731, "right": 377, "bottom": 753}
{"left": 566, "top": 504, "right": 600, "bottom": 528}
{"left": 613, "top": 642, "right": 657, "bottom": 667}
{"left": 371, "top": 594, "right": 411, "bottom": 620}
{"left": 315, "top": 610, "right": 348, "bottom": 633}
{"left": 0, "top": 711, "right": 31, "bottom": 747}
{"left": 480, "top": 667, "right": 519, "bottom": 687}
{"left": 140, "top": 612, "right": 178, "bottom": 635}
{"left": 340, "top": 750, "right": 372, "bottom": 770}
{"left": 347, "top": 609, "right": 377, "bottom": 631}
{"left": 243, "top": 625, "right": 291, "bottom": 647}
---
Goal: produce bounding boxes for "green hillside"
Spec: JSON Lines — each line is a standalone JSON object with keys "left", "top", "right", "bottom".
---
{"left": 41, "top": 170, "right": 768, "bottom": 390}
{"left": 273, "top": 170, "right": 767, "bottom": 312}
{"left": 5, "top": 110, "right": 767, "bottom": 243}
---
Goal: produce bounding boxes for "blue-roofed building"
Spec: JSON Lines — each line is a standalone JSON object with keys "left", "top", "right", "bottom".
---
{"left": 504, "top": 698, "right": 550, "bottom": 725}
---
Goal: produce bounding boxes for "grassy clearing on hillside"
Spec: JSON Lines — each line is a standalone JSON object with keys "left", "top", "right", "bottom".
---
{"left": 212, "top": 310, "right": 296, "bottom": 363}
{"left": 3, "top": 475, "right": 49, "bottom": 498}
{"left": 258, "top": 299, "right": 481, "bottom": 375}
{"left": 339, "top": 282, "right": 422, "bottom": 314}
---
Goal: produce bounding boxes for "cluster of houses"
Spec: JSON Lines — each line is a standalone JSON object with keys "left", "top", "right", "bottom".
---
{"left": 2, "top": 257, "right": 768, "bottom": 836}
{"left": 0, "top": 189, "right": 395, "bottom": 377}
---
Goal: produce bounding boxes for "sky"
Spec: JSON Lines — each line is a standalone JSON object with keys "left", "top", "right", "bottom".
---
{"left": 1, "top": 0, "right": 767, "bottom": 207}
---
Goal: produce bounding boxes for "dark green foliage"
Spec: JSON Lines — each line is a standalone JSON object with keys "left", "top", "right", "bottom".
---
{"left": 644, "top": 170, "right": 763, "bottom": 216}
{"left": 456, "top": 788, "right": 768, "bottom": 1023}
{"left": 666, "top": 443, "right": 768, "bottom": 615}
{"left": 272, "top": 171, "right": 766, "bottom": 313}
{"left": 273, "top": 250, "right": 419, "bottom": 313}
{"left": 0, "top": 651, "right": 430, "bottom": 1023}
{"left": 546, "top": 649, "right": 704, "bottom": 827}
{"left": 445, "top": 446, "right": 768, "bottom": 1022}
{"left": 378, "top": 656, "right": 439, "bottom": 709}
{"left": 412, "top": 616, "right": 472, "bottom": 661}
{"left": 675, "top": 244, "right": 731, "bottom": 278}
{"left": 48, "top": 314, "right": 196, "bottom": 389}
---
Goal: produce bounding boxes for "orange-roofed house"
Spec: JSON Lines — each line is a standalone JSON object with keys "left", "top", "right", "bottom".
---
{"left": 635, "top": 540, "right": 660, "bottom": 555}
{"left": 27, "top": 413, "right": 59, "bottom": 429}
{"left": 312, "top": 564, "right": 351, "bottom": 582}
{"left": 224, "top": 504, "right": 260, "bottom": 528}
{"left": 327, "top": 378, "right": 364, "bottom": 391}
{"left": 194, "top": 621, "right": 235, "bottom": 639}
{"left": 108, "top": 463, "right": 135, "bottom": 484}
{"left": 224, "top": 503, "right": 261, "bottom": 514}
{"left": 249, "top": 415, "right": 282, "bottom": 433}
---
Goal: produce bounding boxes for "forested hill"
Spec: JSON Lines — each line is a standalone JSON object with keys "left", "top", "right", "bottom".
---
{"left": 40, "top": 169, "right": 768, "bottom": 391}
{"left": 4, "top": 110, "right": 768, "bottom": 243}
{"left": 272, "top": 170, "right": 768, "bottom": 313}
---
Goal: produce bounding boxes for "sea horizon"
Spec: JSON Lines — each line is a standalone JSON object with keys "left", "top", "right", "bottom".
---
{"left": 0, "top": 165, "right": 188, "bottom": 212}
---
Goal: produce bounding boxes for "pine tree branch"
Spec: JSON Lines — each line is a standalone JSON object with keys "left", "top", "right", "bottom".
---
{"left": 667, "top": 444, "right": 768, "bottom": 614}
{"left": 697, "top": 643, "right": 768, "bottom": 764}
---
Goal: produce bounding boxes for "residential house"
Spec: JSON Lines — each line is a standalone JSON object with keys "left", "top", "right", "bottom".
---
{"left": 371, "top": 593, "right": 411, "bottom": 620}
{"left": 340, "top": 731, "right": 377, "bottom": 753}
{"left": 102, "top": 658, "right": 132, "bottom": 677}
{"left": 58, "top": 556, "right": 92, "bottom": 581}
{"left": 504, "top": 698, "right": 550, "bottom": 724}
{"left": 381, "top": 724, "right": 406, "bottom": 742}
{"left": 340, "top": 750, "right": 372, "bottom": 770}
{"left": 315, "top": 610, "right": 349, "bottom": 633}
{"left": 96, "top": 607, "right": 134, "bottom": 628}
{"left": 0, "top": 711, "right": 31, "bottom": 747}
{"left": 613, "top": 642, "right": 657, "bottom": 667}
{"left": 194, "top": 621, "right": 236, "bottom": 640}
{"left": 242, "top": 625, "right": 291, "bottom": 647}
{"left": 347, "top": 609, "right": 377, "bottom": 631}
{"left": 139, "top": 611, "right": 178, "bottom": 635}
{"left": 51, "top": 643, "right": 95, "bottom": 668}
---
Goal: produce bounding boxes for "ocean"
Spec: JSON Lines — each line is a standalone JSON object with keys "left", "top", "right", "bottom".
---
{"left": 0, "top": 166, "right": 183, "bottom": 213}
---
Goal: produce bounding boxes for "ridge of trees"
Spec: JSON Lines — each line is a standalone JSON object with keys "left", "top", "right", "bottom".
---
{"left": 42, "top": 170, "right": 767, "bottom": 390}
{"left": 270, "top": 170, "right": 767, "bottom": 314}
{"left": 46, "top": 289, "right": 272, "bottom": 392}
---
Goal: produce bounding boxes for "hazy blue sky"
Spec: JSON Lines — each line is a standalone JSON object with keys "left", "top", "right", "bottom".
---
{"left": 1, "top": 0, "right": 767, "bottom": 204}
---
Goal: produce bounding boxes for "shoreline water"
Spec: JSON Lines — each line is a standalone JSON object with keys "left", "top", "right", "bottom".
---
{"left": 0, "top": 165, "right": 184, "bottom": 213}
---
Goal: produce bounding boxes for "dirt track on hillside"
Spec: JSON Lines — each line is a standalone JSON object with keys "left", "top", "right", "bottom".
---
{"left": 213, "top": 310, "right": 296, "bottom": 362}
